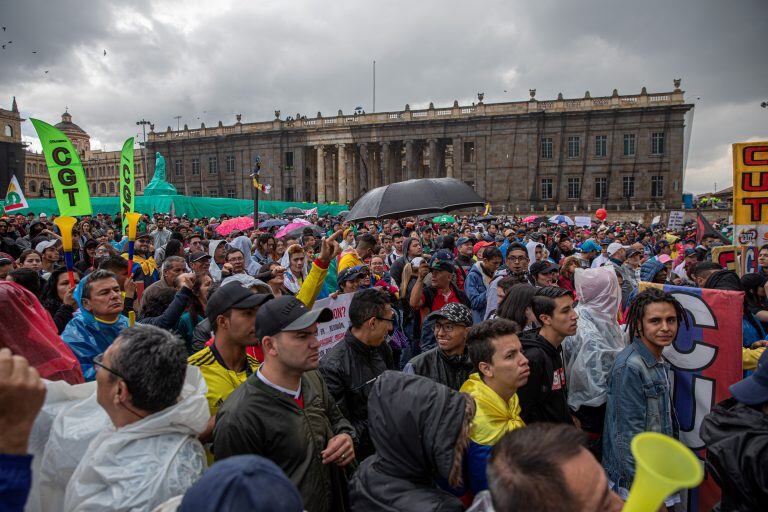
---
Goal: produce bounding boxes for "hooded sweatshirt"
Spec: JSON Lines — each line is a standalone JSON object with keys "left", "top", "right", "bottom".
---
{"left": 60, "top": 274, "right": 129, "bottom": 381}
{"left": 517, "top": 330, "right": 574, "bottom": 425}
{"left": 389, "top": 238, "right": 421, "bottom": 287}
{"left": 208, "top": 240, "right": 226, "bottom": 281}
{"left": 700, "top": 398, "right": 768, "bottom": 511}
{"left": 350, "top": 371, "right": 467, "bottom": 512}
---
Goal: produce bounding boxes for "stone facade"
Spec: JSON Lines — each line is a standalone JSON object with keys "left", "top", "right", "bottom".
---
{"left": 4, "top": 100, "right": 148, "bottom": 200}
{"left": 146, "top": 84, "right": 693, "bottom": 211}
{"left": 0, "top": 97, "right": 26, "bottom": 196}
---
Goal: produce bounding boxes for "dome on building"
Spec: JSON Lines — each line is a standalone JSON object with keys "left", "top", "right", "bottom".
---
{"left": 54, "top": 110, "right": 88, "bottom": 136}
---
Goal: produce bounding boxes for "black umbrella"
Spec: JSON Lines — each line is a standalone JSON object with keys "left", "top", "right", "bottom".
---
{"left": 282, "top": 207, "right": 305, "bottom": 215}
{"left": 345, "top": 178, "right": 485, "bottom": 222}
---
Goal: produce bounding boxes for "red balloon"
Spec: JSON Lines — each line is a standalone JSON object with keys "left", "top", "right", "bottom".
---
{"left": 596, "top": 208, "right": 607, "bottom": 221}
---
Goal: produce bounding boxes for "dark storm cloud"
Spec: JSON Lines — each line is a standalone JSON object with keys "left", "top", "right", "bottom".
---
{"left": 0, "top": 0, "right": 765, "bottom": 192}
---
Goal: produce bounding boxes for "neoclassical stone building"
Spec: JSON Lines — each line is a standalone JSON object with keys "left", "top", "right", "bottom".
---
{"left": 144, "top": 82, "right": 693, "bottom": 211}
{"left": 4, "top": 100, "right": 149, "bottom": 200}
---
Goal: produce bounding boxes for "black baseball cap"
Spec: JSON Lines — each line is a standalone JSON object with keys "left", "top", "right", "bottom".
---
{"left": 456, "top": 236, "right": 471, "bottom": 246}
{"left": 530, "top": 260, "right": 559, "bottom": 276}
{"left": 426, "top": 302, "right": 472, "bottom": 327}
{"left": 189, "top": 251, "right": 211, "bottom": 262}
{"left": 206, "top": 282, "right": 273, "bottom": 325}
{"left": 338, "top": 266, "right": 364, "bottom": 285}
{"left": 430, "top": 258, "right": 455, "bottom": 273}
{"left": 256, "top": 296, "right": 334, "bottom": 340}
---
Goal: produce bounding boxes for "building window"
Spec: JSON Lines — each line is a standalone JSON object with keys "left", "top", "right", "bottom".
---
{"left": 226, "top": 155, "right": 235, "bottom": 173}
{"left": 3, "top": 125, "right": 11, "bottom": 137}
{"left": 622, "top": 176, "right": 635, "bottom": 198}
{"left": 109, "top": 182, "right": 115, "bottom": 194}
{"left": 651, "top": 175, "right": 664, "bottom": 197}
{"left": 28, "top": 180, "right": 36, "bottom": 193}
{"left": 91, "top": 183, "right": 96, "bottom": 194}
{"left": 208, "top": 156, "right": 218, "bottom": 174}
{"left": 208, "top": 188, "right": 218, "bottom": 197}
{"left": 594, "top": 135, "right": 607, "bottom": 157}
{"left": 191, "top": 158, "right": 200, "bottom": 175}
{"left": 285, "top": 151, "right": 294, "bottom": 170}
{"left": 567, "top": 136, "right": 580, "bottom": 158}
{"left": 651, "top": 132, "right": 665, "bottom": 155}
{"left": 226, "top": 189, "right": 235, "bottom": 199}
{"left": 623, "top": 134, "right": 636, "bottom": 156}
{"left": 594, "top": 177, "right": 608, "bottom": 199}
{"left": 567, "top": 177, "right": 581, "bottom": 199}
{"left": 463, "top": 141, "right": 475, "bottom": 163}
{"left": 174, "top": 159, "right": 183, "bottom": 176}
{"left": 192, "top": 190, "right": 201, "bottom": 197}
{"left": 540, "top": 137, "right": 553, "bottom": 159}
{"left": 540, "top": 178, "right": 553, "bottom": 200}
{"left": 100, "top": 183, "right": 106, "bottom": 194}
{"left": 136, "top": 180, "right": 142, "bottom": 191}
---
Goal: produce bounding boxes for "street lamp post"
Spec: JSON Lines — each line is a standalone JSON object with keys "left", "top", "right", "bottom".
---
{"left": 136, "top": 119, "right": 152, "bottom": 185}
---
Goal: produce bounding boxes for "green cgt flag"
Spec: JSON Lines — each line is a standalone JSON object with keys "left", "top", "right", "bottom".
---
{"left": 30, "top": 118, "right": 92, "bottom": 217}
{"left": 119, "top": 137, "right": 135, "bottom": 235}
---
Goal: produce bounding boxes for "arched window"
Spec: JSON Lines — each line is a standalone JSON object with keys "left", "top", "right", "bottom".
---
{"left": 32, "top": 163, "right": 37, "bottom": 174}
{"left": 100, "top": 183, "right": 106, "bottom": 194}
{"left": 28, "top": 180, "right": 37, "bottom": 193}
{"left": 91, "top": 183, "right": 96, "bottom": 194}
{"left": 109, "top": 182, "right": 115, "bottom": 194}
{"left": 136, "top": 180, "right": 142, "bottom": 191}
{"left": 4, "top": 125, "right": 12, "bottom": 137}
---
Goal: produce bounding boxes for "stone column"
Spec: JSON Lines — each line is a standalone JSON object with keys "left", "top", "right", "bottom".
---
{"left": 428, "top": 138, "right": 439, "bottom": 178}
{"left": 452, "top": 137, "right": 462, "bottom": 180}
{"left": 359, "top": 142, "right": 370, "bottom": 193}
{"left": 381, "top": 142, "right": 391, "bottom": 186}
{"left": 316, "top": 145, "right": 326, "bottom": 203}
{"left": 405, "top": 140, "right": 416, "bottom": 180}
{"left": 337, "top": 144, "right": 347, "bottom": 204}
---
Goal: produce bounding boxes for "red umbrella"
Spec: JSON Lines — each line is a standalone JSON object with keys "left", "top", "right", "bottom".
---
{"left": 215, "top": 216, "right": 254, "bottom": 236}
{"left": 522, "top": 215, "right": 538, "bottom": 223}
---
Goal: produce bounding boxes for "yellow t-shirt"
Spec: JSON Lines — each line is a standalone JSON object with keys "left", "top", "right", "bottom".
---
{"left": 188, "top": 345, "right": 260, "bottom": 417}
{"left": 338, "top": 251, "right": 363, "bottom": 273}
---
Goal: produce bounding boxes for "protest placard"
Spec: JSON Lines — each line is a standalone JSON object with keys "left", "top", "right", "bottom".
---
{"left": 667, "top": 210, "right": 684, "bottom": 230}
{"left": 732, "top": 141, "right": 768, "bottom": 246}
{"left": 119, "top": 137, "right": 135, "bottom": 235}
{"left": 314, "top": 292, "right": 353, "bottom": 357}
{"left": 574, "top": 216, "right": 591, "bottom": 228}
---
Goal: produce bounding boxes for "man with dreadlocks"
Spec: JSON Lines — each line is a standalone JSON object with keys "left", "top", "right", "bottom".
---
{"left": 601, "top": 288, "right": 689, "bottom": 508}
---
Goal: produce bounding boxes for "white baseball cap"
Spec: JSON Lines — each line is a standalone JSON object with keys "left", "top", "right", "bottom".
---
{"left": 35, "top": 239, "right": 59, "bottom": 253}
{"left": 39, "top": 212, "right": 47, "bottom": 218}
{"left": 607, "top": 242, "right": 629, "bottom": 256}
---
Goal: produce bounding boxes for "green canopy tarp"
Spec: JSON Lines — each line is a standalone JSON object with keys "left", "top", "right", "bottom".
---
{"left": 11, "top": 195, "right": 348, "bottom": 218}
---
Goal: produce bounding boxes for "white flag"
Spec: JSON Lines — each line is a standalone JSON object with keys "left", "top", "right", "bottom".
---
{"left": 3, "top": 175, "right": 29, "bottom": 212}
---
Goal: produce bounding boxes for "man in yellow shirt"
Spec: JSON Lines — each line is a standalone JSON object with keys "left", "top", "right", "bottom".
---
{"left": 461, "top": 318, "right": 530, "bottom": 494}
{"left": 188, "top": 282, "right": 273, "bottom": 445}
{"left": 338, "top": 233, "right": 377, "bottom": 273}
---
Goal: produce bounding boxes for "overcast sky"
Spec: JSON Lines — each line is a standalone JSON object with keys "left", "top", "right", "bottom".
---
{"left": 1, "top": 0, "right": 765, "bottom": 194}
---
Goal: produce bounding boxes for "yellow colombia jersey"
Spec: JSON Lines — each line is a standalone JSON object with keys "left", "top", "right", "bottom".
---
{"left": 188, "top": 345, "right": 260, "bottom": 417}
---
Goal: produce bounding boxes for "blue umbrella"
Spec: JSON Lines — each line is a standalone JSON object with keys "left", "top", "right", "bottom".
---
{"left": 548, "top": 215, "right": 574, "bottom": 225}
{"left": 259, "top": 218, "right": 289, "bottom": 228}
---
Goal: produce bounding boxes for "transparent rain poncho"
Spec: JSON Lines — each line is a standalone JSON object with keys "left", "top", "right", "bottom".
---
{"left": 27, "top": 366, "right": 209, "bottom": 512}
{"left": 562, "top": 266, "right": 627, "bottom": 410}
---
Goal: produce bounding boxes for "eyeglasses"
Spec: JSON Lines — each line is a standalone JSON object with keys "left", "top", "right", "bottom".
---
{"left": 374, "top": 316, "right": 394, "bottom": 324}
{"left": 508, "top": 256, "right": 529, "bottom": 263}
{"left": 434, "top": 322, "right": 459, "bottom": 333}
{"left": 93, "top": 353, "right": 129, "bottom": 385}
{"left": 228, "top": 257, "right": 245, "bottom": 263}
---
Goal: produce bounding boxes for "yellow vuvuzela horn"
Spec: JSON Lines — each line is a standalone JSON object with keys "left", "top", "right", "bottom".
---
{"left": 623, "top": 432, "right": 704, "bottom": 512}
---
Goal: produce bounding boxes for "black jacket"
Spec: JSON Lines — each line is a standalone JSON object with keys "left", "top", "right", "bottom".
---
{"left": 405, "top": 347, "right": 473, "bottom": 391}
{"left": 517, "top": 330, "right": 573, "bottom": 425}
{"left": 349, "top": 371, "right": 466, "bottom": 512}
{"left": 700, "top": 397, "right": 768, "bottom": 512}
{"left": 319, "top": 330, "right": 394, "bottom": 460}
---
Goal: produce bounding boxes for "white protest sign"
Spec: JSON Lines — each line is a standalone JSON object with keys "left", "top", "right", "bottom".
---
{"left": 652, "top": 215, "right": 661, "bottom": 225}
{"left": 315, "top": 292, "right": 354, "bottom": 358}
{"left": 667, "top": 210, "right": 684, "bottom": 230}
{"left": 574, "top": 216, "right": 591, "bottom": 228}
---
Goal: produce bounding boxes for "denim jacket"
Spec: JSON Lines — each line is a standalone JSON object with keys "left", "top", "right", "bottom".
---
{"left": 602, "top": 339, "right": 678, "bottom": 490}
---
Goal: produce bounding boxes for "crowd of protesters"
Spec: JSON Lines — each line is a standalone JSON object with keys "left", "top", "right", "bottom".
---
{"left": 0, "top": 207, "right": 767, "bottom": 512}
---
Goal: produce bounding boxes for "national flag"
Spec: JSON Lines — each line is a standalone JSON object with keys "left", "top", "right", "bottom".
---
{"left": 3, "top": 175, "right": 28, "bottom": 212}
{"left": 483, "top": 203, "right": 491, "bottom": 216}
{"left": 696, "top": 209, "right": 729, "bottom": 244}
{"left": 252, "top": 178, "right": 271, "bottom": 194}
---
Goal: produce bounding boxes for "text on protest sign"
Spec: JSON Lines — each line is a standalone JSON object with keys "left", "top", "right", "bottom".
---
{"left": 667, "top": 211, "right": 684, "bottom": 230}
{"left": 3, "top": 175, "right": 28, "bottom": 212}
{"left": 120, "top": 138, "right": 135, "bottom": 235}
{"left": 732, "top": 141, "right": 768, "bottom": 246}
{"left": 30, "top": 118, "right": 92, "bottom": 216}
{"left": 314, "top": 292, "right": 354, "bottom": 358}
